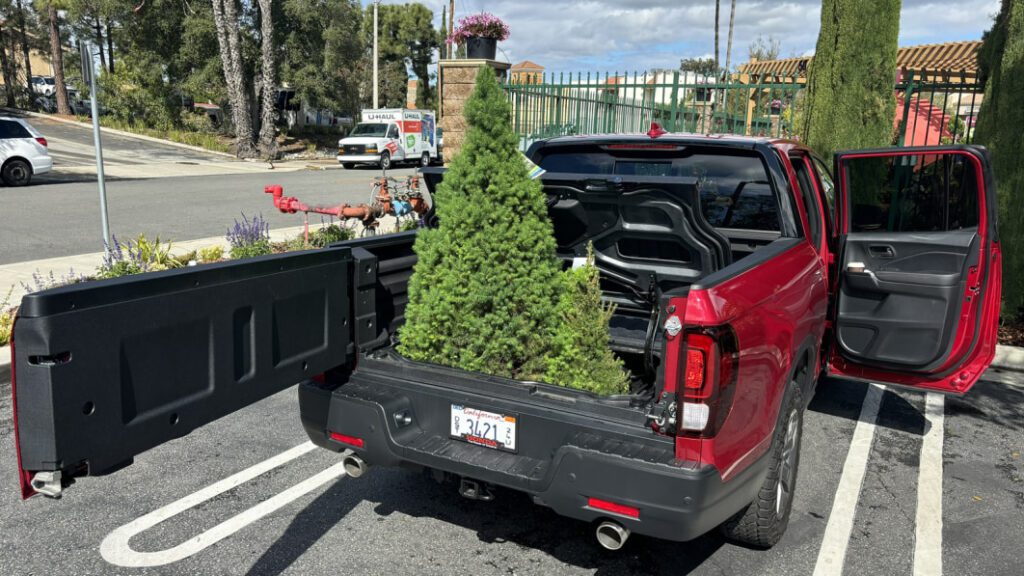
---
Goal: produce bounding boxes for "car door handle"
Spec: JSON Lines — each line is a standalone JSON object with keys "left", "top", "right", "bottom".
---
{"left": 868, "top": 245, "right": 895, "bottom": 258}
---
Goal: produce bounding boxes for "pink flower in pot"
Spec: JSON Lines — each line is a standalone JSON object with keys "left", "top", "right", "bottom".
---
{"left": 446, "top": 13, "right": 510, "bottom": 60}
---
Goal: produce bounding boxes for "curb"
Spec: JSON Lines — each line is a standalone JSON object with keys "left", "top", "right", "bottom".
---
{"left": 1, "top": 107, "right": 239, "bottom": 159}
{"left": 0, "top": 345, "right": 8, "bottom": 370}
{"left": 991, "top": 344, "right": 1024, "bottom": 373}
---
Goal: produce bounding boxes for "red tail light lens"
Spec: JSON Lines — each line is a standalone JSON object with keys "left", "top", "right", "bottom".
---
{"left": 587, "top": 497, "right": 640, "bottom": 519}
{"left": 677, "top": 327, "right": 739, "bottom": 438}
{"left": 35, "top": 137, "right": 47, "bottom": 147}
{"left": 328, "top": 432, "right": 364, "bottom": 448}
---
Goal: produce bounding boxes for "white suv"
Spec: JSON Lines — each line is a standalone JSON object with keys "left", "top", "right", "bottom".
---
{"left": 0, "top": 117, "right": 52, "bottom": 186}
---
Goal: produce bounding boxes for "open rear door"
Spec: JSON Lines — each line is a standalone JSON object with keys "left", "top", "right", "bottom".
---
{"left": 828, "top": 146, "right": 1001, "bottom": 394}
{"left": 12, "top": 248, "right": 353, "bottom": 498}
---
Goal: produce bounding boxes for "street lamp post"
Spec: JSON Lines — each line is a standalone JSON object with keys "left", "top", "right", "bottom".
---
{"left": 373, "top": 0, "right": 380, "bottom": 108}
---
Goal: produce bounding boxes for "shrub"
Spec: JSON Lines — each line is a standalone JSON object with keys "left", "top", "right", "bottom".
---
{"left": 398, "top": 67, "right": 627, "bottom": 394}
{"left": 96, "top": 235, "right": 179, "bottom": 279}
{"left": 309, "top": 223, "right": 355, "bottom": 247}
{"left": 20, "top": 269, "right": 90, "bottom": 293}
{"left": 227, "top": 213, "right": 272, "bottom": 260}
{"left": 399, "top": 66, "right": 563, "bottom": 380}
{"left": 545, "top": 246, "right": 631, "bottom": 395}
{"left": 0, "top": 286, "right": 12, "bottom": 347}
{"left": 198, "top": 245, "right": 225, "bottom": 262}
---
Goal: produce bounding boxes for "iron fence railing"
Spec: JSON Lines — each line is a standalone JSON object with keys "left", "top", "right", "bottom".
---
{"left": 502, "top": 69, "right": 984, "bottom": 150}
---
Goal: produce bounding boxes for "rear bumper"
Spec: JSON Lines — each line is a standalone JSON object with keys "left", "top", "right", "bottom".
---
{"left": 298, "top": 368, "right": 771, "bottom": 542}
{"left": 337, "top": 154, "right": 383, "bottom": 164}
{"left": 29, "top": 155, "right": 52, "bottom": 175}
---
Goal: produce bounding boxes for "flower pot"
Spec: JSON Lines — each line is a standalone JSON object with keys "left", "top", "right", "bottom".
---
{"left": 466, "top": 37, "right": 497, "bottom": 60}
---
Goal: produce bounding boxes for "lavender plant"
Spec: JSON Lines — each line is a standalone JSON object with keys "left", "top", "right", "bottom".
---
{"left": 96, "top": 235, "right": 178, "bottom": 279}
{"left": 227, "top": 212, "right": 272, "bottom": 259}
{"left": 21, "top": 268, "right": 91, "bottom": 293}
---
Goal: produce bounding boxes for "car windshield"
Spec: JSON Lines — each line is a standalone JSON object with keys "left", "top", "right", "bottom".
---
{"left": 350, "top": 123, "right": 389, "bottom": 137}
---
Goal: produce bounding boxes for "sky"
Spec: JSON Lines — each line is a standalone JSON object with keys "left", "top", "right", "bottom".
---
{"left": 365, "top": 1, "right": 1001, "bottom": 74}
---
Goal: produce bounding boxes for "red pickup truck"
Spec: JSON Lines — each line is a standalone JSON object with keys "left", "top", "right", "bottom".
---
{"left": 10, "top": 135, "right": 1001, "bottom": 551}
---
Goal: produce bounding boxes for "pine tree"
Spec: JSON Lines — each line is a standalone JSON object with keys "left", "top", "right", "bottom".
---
{"left": 398, "top": 66, "right": 563, "bottom": 380}
{"left": 400, "top": 67, "right": 631, "bottom": 394}
{"left": 544, "top": 245, "right": 630, "bottom": 395}
{"left": 976, "top": 0, "right": 1024, "bottom": 315}
{"left": 801, "top": 0, "right": 900, "bottom": 157}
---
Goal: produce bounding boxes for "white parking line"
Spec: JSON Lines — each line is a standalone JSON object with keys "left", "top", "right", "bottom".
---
{"left": 100, "top": 441, "right": 348, "bottom": 568}
{"left": 913, "top": 393, "right": 945, "bottom": 576}
{"left": 812, "top": 383, "right": 885, "bottom": 576}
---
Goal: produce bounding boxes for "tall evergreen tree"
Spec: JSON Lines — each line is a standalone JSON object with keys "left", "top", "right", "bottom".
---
{"left": 801, "top": 0, "right": 900, "bottom": 157}
{"left": 399, "top": 67, "right": 563, "bottom": 378}
{"left": 976, "top": 0, "right": 1024, "bottom": 315}
{"left": 400, "top": 67, "right": 628, "bottom": 393}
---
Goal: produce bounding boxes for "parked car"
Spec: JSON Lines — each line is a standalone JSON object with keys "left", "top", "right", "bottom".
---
{"left": 10, "top": 134, "right": 999, "bottom": 551}
{"left": 30, "top": 75, "right": 55, "bottom": 96}
{"left": 0, "top": 116, "right": 51, "bottom": 186}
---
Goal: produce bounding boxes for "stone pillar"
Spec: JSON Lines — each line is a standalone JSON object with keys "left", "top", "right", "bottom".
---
{"left": 438, "top": 59, "right": 511, "bottom": 164}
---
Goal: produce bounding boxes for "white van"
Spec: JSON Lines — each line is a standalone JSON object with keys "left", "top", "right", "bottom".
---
{"left": 337, "top": 109, "right": 437, "bottom": 170}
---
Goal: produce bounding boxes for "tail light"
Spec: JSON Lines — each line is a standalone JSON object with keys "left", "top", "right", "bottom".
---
{"left": 677, "top": 326, "right": 738, "bottom": 438}
{"left": 35, "top": 137, "right": 47, "bottom": 147}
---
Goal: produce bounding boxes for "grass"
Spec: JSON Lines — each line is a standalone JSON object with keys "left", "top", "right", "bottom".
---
{"left": 76, "top": 115, "right": 234, "bottom": 155}
{"left": 0, "top": 286, "right": 12, "bottom": 347}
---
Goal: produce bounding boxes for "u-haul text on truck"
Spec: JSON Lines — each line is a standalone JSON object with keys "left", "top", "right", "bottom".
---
{"left": 337, "top": 109, "right": 438, "bottom": 170}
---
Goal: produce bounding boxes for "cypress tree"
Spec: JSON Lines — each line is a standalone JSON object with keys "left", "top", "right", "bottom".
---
{"left": 801, "top": 0, "right": 901, "bottom": 157}
{"left": 976, "top": 0, "right": 1024, "bottom": 315}
{"left": 399, "top": 66, "right": 563, "bottom": 380}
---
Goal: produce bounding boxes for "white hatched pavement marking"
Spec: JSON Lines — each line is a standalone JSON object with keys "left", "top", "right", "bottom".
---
{"left": 100, "top": 441, "right": 348, "bottom": 568}
{"left": 913, "top": 392, "right": 945, "bottom": 576}
{"left": 812, "top": 383, "right": 885, "bottom": 576}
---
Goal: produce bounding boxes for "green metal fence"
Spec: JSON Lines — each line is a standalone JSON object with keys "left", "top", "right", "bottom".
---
{"left": 503, "top": 71, "right": 803, "bottom": 149}
{"left": 502, "top": 69, "right": 984, "bottom": 150}
{"left": 894, "top": 70, "right": 984, "bottom": 146}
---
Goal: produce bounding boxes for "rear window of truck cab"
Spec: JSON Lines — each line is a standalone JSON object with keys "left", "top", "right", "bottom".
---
{"left": 534, "top": 144, "right": 782, "bottom": 232}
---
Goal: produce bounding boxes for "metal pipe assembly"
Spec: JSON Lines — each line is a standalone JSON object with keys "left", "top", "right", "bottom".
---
{"left": 264, "top": 175, "right": 430, "bottom": 238}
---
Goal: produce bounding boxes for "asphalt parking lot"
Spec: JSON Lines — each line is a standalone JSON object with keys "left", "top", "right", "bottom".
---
{"left": 0, "top": 365, "right": 1021, "bottom": 576}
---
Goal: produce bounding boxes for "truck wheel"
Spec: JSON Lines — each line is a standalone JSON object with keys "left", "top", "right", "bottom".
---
{"left": 420, "top": 152, "right": 430, "bottom": 167}
{"left": 379, "top": 152, "right": 391, "bottom": 171}
{"left": 2, "top": 159, "right": 32, "bottom": 186}
{"left": 341, "top": 163, "right": 355, "bottom": 169}
{"left": 720, "top": 381, "right": 803, "bottom": 549}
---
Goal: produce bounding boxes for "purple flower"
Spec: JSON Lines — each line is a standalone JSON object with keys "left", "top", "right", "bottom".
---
{"left": 226, "top": 212, "right": 270, "bottom": 249}
{"left": 447, "top": 13, "right": 510, "bottom": 44}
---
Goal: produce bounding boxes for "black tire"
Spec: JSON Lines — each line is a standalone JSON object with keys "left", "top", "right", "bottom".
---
{"left": 420, "top": 152, "right": 430, "bottom": 167}
{"left": 720, "top": 381, "right": 804, "bottom": 549}
{"left": 341, "top": 162, "right": 355, "bottom": 169}
{"left": 379, "top": 151, "right": 391, "bottom": 171}
{"left": 2, "top": 159, "right": 32, "bottom": 186}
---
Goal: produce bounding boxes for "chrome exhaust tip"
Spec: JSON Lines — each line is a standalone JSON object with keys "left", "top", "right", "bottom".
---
{"left": 595, "top": 520, "right": 631, "bottom": 551}
{"left": 342, "top": 454, "right": 368, "bottom": 478}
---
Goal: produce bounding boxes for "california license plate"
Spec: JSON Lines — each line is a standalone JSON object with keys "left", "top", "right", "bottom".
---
{"left": 450, "top": 404, "right": 517, "bottom": 452}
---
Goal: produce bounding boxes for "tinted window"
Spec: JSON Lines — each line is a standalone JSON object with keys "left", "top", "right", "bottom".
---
{"left": 387, "top": 125, "right": 399, "bottom": 139}
{"left": 535, "top": 145, "right": 780, "bottom": 231}
{"left": 792, "top": 156, "right": 822, "bottom": 246}
{"left": 845, "top": 153, "right": 979, "bottom": 233}
{"left": 0, "top": 120, "right": 31, "bottom": 139}
{"left": 812, "top": 156, "right": 836, "bottom": 232}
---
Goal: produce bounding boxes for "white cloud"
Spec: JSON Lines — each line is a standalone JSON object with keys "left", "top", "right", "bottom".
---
{"left": 376, "top": 0, "right": 999, "bottom": 72}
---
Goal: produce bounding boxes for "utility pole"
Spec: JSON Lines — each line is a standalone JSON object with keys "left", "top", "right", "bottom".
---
{"left": 448, "top": 0, "right": 454, "bottom": 59}
{"left": 372, "top": 0, "right": 380, "bottom": 108}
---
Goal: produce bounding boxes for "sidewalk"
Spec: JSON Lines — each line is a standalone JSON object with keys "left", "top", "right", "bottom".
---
{"left": 0, "top": 225, "right": 306, "bottom": 306}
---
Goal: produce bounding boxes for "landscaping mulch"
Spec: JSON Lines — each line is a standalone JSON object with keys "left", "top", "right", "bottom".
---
{"left": 999, "top": 316, "right": 1024, "bottom": 347}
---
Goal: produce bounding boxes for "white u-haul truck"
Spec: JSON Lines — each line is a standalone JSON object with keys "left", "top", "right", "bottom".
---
{"left": 338, "top": 109, "right": 438, "bottom": 170}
